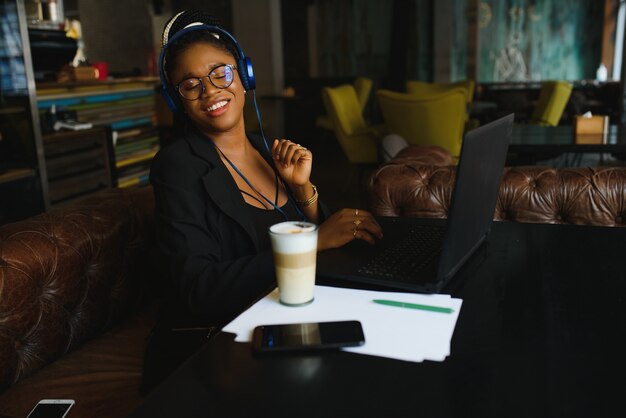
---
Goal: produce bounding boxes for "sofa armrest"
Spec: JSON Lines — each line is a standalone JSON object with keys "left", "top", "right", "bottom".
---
{"left": 0, "top": 186, "right": 156, "bottom": 391}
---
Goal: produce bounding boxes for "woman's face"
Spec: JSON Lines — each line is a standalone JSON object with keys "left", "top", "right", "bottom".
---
{"left": 170, "top": 42, "right": 245, "bottom": 136}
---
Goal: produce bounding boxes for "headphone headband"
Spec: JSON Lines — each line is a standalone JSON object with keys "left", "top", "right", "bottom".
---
{"left": 158, "top": 23, "right": 255, "bottom": 113}
{"left": 161, "top": 24, "right": 247, "bottom": 64}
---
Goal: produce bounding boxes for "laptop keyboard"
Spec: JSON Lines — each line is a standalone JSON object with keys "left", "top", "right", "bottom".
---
{"left": 357, "top": 225, "right": 445, "bottom": 281}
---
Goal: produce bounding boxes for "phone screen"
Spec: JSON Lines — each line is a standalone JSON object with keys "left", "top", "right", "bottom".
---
{"left": 252, "top": 320, "right": 365, "bottom": 352}
{"left": 27, "top": 401, "right": 74, "bottom": 418}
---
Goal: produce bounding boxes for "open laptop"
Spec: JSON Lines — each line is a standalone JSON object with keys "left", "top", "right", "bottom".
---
{"left": 317, "top": 113, "right": 513, "bottom": 293}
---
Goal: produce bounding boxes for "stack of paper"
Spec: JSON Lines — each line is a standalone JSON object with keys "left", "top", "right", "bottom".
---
{"left": 223, "top": 285, "right": 462, "bottom": 363}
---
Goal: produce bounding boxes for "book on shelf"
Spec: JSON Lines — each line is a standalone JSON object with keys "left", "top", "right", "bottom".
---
{"left": 36, "top": 78, "right": 159, "bottom": 97}
{"left": 70, "top": 101, "right": 155, "bottom": 124}
{"left": 37, "top": 88, "right": 155, "bottom": 107}
{"left": 114, "top": 125, "right": 155, "bottom": 140}
{"left": 114, "top": 127, "right": 158, "bottom": 146}
{"left": 115, "top": 148, "right": 158, "bottom": 169}
{"left": 117, "top": 168, "right": 151, "bottom": 188}
{"left": 115, "top": 137, "right": 159, "bottom": 156}
{"left": 116, "top": 159, "right": 152, "bottom": 188}
{"left": 110, "top": 116, "right": 155, "bottom": 131}
{"left": 39, "top": 95, "right": 154, "bottom": 115}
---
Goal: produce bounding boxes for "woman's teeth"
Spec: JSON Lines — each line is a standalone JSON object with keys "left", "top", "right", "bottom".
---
{"left": 206, "top": 101, "right": 228, "bottom": 111}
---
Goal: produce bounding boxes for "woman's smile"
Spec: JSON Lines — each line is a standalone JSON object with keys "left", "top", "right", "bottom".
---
{"left": 203, "top": 99, "right": 230, "bottom": 116}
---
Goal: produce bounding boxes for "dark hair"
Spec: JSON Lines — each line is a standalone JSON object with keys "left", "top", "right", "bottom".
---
{"left": 162, "top": 10, "right": 239, "bottom": 83}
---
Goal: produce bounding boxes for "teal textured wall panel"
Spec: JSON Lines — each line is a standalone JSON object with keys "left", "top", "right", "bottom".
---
{"left": 477, "top": 0, "right": 604, "bottom": 82}
{"left": 451, "top": 0, "right": 469, "bottom": 82}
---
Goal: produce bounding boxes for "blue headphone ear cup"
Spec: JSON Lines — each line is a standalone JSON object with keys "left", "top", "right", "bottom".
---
{"left": 238, "top": 57, "right": 255, "bottom": 91}
{"left": 161, "top": 85, "right": 180, "bottom": 113}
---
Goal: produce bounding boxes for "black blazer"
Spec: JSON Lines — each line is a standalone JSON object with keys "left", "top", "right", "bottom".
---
{"left": 150, "top": 128, "right": 326, "bottom": 325}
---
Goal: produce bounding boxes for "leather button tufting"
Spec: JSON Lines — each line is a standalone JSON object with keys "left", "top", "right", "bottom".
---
{"left": 371, "top": 162, "right": 626, "bottom": 227}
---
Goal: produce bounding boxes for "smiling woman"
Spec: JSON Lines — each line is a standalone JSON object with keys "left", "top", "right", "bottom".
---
{"left": 142, "top": 9, "right": 383, "bottom": 394}
{"left": 168, "top": 42, "right": 246, "bottom": 136}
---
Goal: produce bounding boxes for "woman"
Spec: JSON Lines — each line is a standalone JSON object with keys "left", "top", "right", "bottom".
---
{"left": 142, "top": 9, "right": 382, "bottom": 391}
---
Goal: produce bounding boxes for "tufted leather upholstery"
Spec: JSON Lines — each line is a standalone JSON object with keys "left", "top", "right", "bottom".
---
{"left": 386, "top": 144, "right": 455, "bottom": 166}
{"left": 0, "top": 186, "right": 156, "bottom": 394}
{"left": 369, "top": 156, "right": 626, "bottom": 227}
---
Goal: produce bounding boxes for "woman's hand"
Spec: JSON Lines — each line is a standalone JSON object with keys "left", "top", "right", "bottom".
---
{"left": 317, "top": 208, "right": 383, "bottom": 251}
{"left": 272, "top": 139, "right": 312, "bottom": 188}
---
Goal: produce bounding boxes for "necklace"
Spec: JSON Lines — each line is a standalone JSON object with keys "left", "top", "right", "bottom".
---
{"left": 238, "top": 171, "right": 279, "bottom": 210}
{"left": 214, "top": 144, "right": 292, "bottom": 220}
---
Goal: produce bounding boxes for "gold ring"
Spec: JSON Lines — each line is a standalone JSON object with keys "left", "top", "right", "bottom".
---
{"left": 353, "top": 219, "right": 362, "bottom": 228}
{"left": 355, "top": 208, "right": 359, "bottom": 216}
{"left": 353, "top": 228, "right": 357, "bottom": 238}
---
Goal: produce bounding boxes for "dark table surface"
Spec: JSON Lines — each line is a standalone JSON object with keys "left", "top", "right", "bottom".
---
{"left": 130, "top": 220, "right": 626, "bottom": 418}
{"left": 508, "top": 124, "right": 626, "bottom": 164}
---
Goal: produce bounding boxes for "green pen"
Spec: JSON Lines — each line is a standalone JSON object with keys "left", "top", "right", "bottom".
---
{"left": 372, "top": 299, "right": 454, "bottom": 314}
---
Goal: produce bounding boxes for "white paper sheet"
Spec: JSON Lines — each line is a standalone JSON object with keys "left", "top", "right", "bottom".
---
{"left": 223, "top": 285, "right": 462, "bottom": 363}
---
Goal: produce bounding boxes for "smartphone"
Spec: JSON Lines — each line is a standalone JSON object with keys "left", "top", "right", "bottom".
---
{"left": 26, "top": 399, "right": 74, "bottom": 418}
{"left": 252, "top": 320, "right": 365, "bottom": 352}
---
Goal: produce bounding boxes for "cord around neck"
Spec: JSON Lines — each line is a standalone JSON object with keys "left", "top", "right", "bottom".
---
{"left": 213, "top": 143, "right": 306, "bottom": 221}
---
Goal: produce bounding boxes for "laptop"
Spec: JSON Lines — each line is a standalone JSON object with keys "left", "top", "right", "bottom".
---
{"left": 317, "top": 113, "right": 513, "bottom": 293}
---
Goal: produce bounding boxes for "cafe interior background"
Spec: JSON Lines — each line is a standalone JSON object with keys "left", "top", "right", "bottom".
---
{"left": 1, "top": 0, "right": 624, "bottom": 225}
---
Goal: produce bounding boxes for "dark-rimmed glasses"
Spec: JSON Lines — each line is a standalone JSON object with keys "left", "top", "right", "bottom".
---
{"left": 175, "top": 64, "right": 237, "bottom": 100}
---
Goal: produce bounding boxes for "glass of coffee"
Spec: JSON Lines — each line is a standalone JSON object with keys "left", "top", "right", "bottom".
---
{"left": 269, "top": 221, "right": 318, "bottom": 306}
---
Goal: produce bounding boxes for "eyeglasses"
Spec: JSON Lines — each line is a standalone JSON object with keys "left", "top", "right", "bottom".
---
{"left": 175, "top": 64, "right": 237, "bottom": 100}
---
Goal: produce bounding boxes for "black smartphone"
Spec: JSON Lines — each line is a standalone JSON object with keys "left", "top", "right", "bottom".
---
{"left": 26, "top": 400, "right": 74, "bottom": 418}
{"left": 252, "top": 320, "right": 365, "bottom": 352}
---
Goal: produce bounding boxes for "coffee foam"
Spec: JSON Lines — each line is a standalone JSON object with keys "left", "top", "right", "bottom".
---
{"left": 269, "top": 221, "right": 318, "bottom": 254}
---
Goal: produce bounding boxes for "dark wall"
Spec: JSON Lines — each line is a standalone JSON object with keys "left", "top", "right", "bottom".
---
{"left": 168, "top": 0, "right": 233, "bottom": 31}
{"left": 77, "top": 0, "right": 153, "bottom": 76}
{"left": 282, "top": 0, "right": 310, "bottom": 85}
{"left": 74, "top": 0, "right": 232, "bottom": 77}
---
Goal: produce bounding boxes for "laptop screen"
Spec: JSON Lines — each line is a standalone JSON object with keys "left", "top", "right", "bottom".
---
{"left": 436, "top": 114, "right": 513, "bottom": 281}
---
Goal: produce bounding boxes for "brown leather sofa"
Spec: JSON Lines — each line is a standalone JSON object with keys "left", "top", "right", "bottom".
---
{"left": 0, "top": 186, "right": 160, "bottom": 418}
{"left": 369, "top": 146, "right": 626, "bottom": 227}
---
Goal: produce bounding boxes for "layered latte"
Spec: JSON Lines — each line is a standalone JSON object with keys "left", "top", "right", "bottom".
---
{"left": 269, "top": 221, "right": 318, "bottom": 306}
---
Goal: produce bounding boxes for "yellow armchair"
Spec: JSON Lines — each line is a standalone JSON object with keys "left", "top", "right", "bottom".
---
{"left": 354, "top": 77, "right": 373, "bottom": 113}
{"left": 376, "top": 88, "right": 467, "bottom": 157}
{"left": 406, "top": 80, "right": 476, "bottom": 130}
{"left": 321, "top": 84, "right": 379, "bottom": 164}
{"left": 529, "top": 81, "right": 573, "bottom": 126}
{"left": 317, "top": 77, "right": 372, "bottom": 131}
{"left": 406, "top": 79, "right": 475, "bottom": 107}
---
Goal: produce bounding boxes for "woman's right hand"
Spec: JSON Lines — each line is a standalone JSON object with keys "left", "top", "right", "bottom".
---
{"left": 317, "top": 208, "right": 383, "bottom": 251}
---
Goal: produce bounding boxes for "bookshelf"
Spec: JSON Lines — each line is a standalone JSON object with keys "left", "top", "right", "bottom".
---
{"left": 42, "top": 127, "right": 113, "bottom": 206}
{"left": 0, "top": 0, "right": 48, "bottom": 224}
{"left": 36, "top": 77, "right": 160, "bottom": 189}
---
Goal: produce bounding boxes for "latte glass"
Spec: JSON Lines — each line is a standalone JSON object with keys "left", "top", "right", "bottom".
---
{"left": 269, "top": 221, "right": 318, "bottom": 306}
